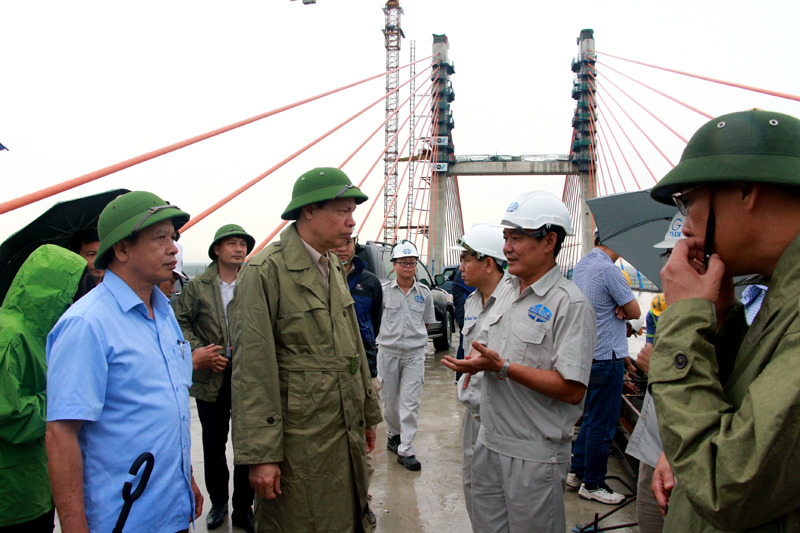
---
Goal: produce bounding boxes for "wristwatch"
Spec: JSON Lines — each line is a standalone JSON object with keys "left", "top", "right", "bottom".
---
{"left": 497, "top": 359, "right": 510, "bottom": 380}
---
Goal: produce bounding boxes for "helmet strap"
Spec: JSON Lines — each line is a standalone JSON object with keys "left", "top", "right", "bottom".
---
{"left": 703, "top": 186, "right": 716, "bottom": 269}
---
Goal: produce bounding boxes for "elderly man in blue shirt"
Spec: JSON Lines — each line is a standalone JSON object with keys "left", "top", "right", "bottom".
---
{"left": 46, "top": 191, "right": 203, "bottom": 533}
{"left": 567, "top": 233, "right": 641, "bottom": 505}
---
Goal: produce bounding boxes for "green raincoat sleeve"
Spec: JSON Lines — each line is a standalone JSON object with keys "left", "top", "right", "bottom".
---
{"left": 650, "top": 297, "right": 800, "bottom": 531}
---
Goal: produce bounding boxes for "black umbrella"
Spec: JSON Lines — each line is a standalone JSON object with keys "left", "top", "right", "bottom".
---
{"left": 586, "top": 189, "right": 678, "bottom": 290}
{"left": 0, "top": 188, "right": 129, "bottom": 302}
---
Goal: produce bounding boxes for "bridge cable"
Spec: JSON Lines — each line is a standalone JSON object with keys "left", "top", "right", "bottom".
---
{"left": 592, "top": 50, "right": 800, "bottom": 103}
{"left": 595, "top": 60, "right": 712, "bottom": 119}
{"left": 596, "top": 71, "right": 688, "bottom": 144}
{"left": 591, "top": 74, "right": 676, "bottom": 168}
{"left": 355, "top": 90, "right": 436, "bottom": 238}
{"left": 246, "top": 76, "right": 434, "bottom": 257}
{"left": 595, "top": 105, "right": 644, "bottom": 189}
{"left": 391, "top": 111, "right": 438, "bottom": 245}
{"left": 188, "top": 70, "right": 434, "bottom": 236}
{"left": 596, "top": 94, "right": 658, "bottom": 184}
{"left": 0, "top": 54, "right": 438, "bottom": 217}
{"left": 595, "top": 117, "right": 628, "bottom": 192}
{"left": 372, "top": 95, "right": 439, "bottom": 241}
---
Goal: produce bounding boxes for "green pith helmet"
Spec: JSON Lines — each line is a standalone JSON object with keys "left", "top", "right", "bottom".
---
{"left": 208, "top": 224, "right": 256, "bottom": 260}
{"left": 651, "top": 109, "right": 800, "bottom": 205}
{"left": 281, "top": 167, "right": 368, "bottom": 220}
{"left": 95, "top": 191, "right": 190, "bottom": 270}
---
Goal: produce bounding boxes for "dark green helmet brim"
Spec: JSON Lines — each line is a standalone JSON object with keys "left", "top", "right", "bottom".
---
{"left": 281, "top": 167, "right": 368, "bottom": 220}
{"left": 651, "top": 110, "right": 800, "bottom": 204}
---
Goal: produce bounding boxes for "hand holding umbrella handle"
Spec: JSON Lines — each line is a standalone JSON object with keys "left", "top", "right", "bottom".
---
{"left": 112, "top": 452, "right": 154, "bottom": 533}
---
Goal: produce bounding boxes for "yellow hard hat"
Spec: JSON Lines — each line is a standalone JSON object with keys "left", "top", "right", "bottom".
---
{"left": 651, "top": 293, "right": 667, "bottom": 316}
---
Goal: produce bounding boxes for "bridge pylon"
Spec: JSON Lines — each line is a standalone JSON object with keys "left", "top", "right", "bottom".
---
{"left": 427, "top": 34, "right": 456, "bottom": 274}
{"left": 571, "top": 28, "right": 598, "bottom": 258}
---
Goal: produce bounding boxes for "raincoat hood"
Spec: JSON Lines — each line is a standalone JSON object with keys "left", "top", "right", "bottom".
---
{"left": 1, "top": 245, "right": 87, "bottom": 339}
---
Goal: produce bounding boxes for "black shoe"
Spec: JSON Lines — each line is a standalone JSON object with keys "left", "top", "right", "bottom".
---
{"left": 387, "top": 434, "right": 401, "bottom": 454}
{"left": 206, "top": 503, "right": 228, "bottom": 530}
{"left": 367, "top": 504, "right": 377, "bottom": 528}
{"left": 397, "top": 455, "right": 421, "bottom": 471}
{"left": 231, "top": 508, "right": 255, "bottom": 533}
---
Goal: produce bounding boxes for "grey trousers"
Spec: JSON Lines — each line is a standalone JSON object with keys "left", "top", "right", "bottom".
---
{"left": 637, "top": 462, "right": 665, "bottom": 533}
{"left": 461, "top": 409, "right": 481, "bottom": 526}
{"left": 471, "top": 441, "right": 567, "bottom": 533}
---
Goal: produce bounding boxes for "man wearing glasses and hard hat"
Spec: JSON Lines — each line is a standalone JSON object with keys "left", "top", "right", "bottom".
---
{"left": 377, "top": 240, "right": 435, "bottom": 472}
{"left": 648, "top": 109, "right": 800, "bottom": 531}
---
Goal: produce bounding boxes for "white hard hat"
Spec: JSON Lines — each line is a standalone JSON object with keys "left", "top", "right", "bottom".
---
{"left": 654, "top": 212, "right": 685, "bottom": 249}
{"left": 450, "top": 223, "right": 506, "bottom": 263}
{"left": 174, "top": 242, "right": 189, "bottom": 281}
{"left": 498, "top": 191, "right": 575, "bottom": 236}
{"left": 391, "top": 240, "right": 419, "bottom": 261}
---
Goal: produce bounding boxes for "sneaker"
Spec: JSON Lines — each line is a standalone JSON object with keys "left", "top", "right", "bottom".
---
{"left": 397, "top": 454, "right": 422, "bottom": 471}
{"left": 566, "top": 471, "right": 582, "bottom": 489}
{"left": 387, "top": 434, "right": 401, "bottom": 454}
{"left": 578, "top": 483, "right": 625, "bottom": 505}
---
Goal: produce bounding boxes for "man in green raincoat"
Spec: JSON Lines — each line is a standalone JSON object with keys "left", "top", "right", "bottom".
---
{"left": 648, "top": 109, "right": 800, "bottom": 531}
{"left": 229, "top": 167, "right": 382, "bottom": 532}
{"left": 0, "top": 245, "right": 92, "bottom": 531}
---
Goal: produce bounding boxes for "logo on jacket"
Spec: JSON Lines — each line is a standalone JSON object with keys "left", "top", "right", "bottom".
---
{"left": 415, "top": 295, "right": 424, "bottom": 303}
{"left": 507, "top": 202, "right": 519, "bottom": 213}
{"left": 528, "top": 304, "right": 551, "bottom": 323}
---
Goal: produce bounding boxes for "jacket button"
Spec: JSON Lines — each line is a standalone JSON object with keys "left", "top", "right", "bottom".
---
{"left": 348, "top": 425, "right": 352, "bottom": 431}
{"left": 359, "top": 420, "right": 364, "bottom": 427}
{"left": 674, "top": 354, "right": 688, "bottom": 369}
{"left": 343, "top": 310, "right": 347, "bottom": 317}
{"left": 267, "top": 417, "right": 275, "bottom": 424}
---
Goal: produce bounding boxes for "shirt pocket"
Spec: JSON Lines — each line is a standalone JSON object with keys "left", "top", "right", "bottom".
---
{"left": 172, "top": 344, "right": 193, "bottom": 388}
{"left": 410, "top": 301, "right": 426, "bottom": 320}
{"left": 384, "top": 298, "right": 403, "bottom": 324}
{"left": 509, "top": 323, "right": 548, "bottom": 369}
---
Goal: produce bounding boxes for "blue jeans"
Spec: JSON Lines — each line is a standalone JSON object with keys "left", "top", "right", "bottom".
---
{"left": 570, "top": 355, "right": 624, "bottom": 487}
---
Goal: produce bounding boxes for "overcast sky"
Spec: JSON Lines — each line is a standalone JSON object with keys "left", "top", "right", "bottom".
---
{"left": 2, "top": 0, "right": 799, "bottom": 263}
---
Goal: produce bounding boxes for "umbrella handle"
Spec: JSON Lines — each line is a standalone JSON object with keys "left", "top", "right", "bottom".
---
{"left": 112, "top": 452, "right": 154, "bottom": 533}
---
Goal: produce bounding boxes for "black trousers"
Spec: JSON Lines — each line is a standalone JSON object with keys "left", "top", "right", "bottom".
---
{"left": 0, "top": 508, "right": 55, "bottom": 533}
{"left": 196, "top": 367, "right": 254, "bottom": 513}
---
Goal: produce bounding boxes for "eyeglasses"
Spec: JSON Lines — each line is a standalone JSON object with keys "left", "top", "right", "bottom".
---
{"left": 671, "top": 184, "right": 706, "bottom": 216}
{"left": 334, "top": 183, "right": 359, "bottom": 200}
{"left": 396, "top": 260, "right": 417, "bottom": 268}
{"left": 456, "top": 237, "right": 486, "bottom": 260}
{"left": 131, "top": 204, "right": 181, "bottom": 233}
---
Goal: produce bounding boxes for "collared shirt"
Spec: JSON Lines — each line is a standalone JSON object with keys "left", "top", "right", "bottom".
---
{"left": 626, "top": 390, "right": 663, "bottom": 468}
{"left": 46, "top": 270, "right": 193, "bottom": 533}
{"left": 299, "top": 235, "right": 330, "bottom": 285}
{"left": 219, "top": 277, "right": 235, "bottom": 357}
{"left": 572, "top": 247, "right": 635, "bottom": 360}
{"left": 475, "top": 266, "right": 597, "bottom": 463}
{"left": 457, "top": 276, "right": 506, "bottom": 418}
{"left": 741, "top": 284, "right": 768, "bottom": 325}
{"left": 376, "top": 279, "right": 435, "bottom": 356}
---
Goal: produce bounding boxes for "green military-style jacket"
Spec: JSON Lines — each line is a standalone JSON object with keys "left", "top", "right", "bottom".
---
{"left": 174, "top": 261, "right": 229, "bottom": 402}
{"left": 650, "top": 233, "right": 800, "bottom": 532}
{"left": 229, "top": 224, "right": 382, "bottom": 532}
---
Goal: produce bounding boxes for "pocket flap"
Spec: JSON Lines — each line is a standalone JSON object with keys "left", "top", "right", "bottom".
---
{"left": 514, "top": 324, "right": 546, "bottom": 344}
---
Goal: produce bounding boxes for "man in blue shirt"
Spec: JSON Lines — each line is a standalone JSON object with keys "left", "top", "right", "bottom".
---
{"left": 568, "top": 233, "right": 641, "bottom": 505}
{"left": 46, "top": 191, "right": 203, "bottom": 533}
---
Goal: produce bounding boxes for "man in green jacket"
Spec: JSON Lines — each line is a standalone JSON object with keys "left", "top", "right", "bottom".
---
{"left": 174, "top": 224, "right": 256, "bottom": 532}
{"left": 648, "top": 109, "right": 800, "bottom": 532}
{"left": 229, "top": 167, "right": 382, "bottom": 532}
{"left": 0, "top": 245, "right": 92, "bottom": 531}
